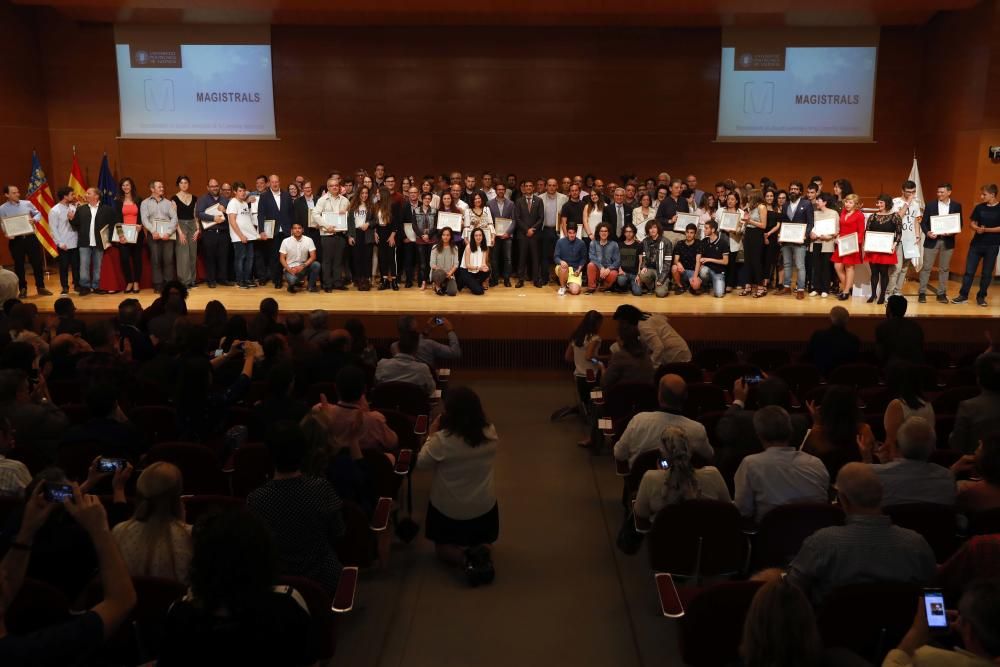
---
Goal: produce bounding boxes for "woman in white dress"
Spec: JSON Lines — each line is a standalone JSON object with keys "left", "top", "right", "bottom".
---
{"left": 632, "top": 193, "right": 656, "bottom": 242}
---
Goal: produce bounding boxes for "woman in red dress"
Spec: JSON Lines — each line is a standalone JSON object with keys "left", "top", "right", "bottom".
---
{"left": 832, "top": 193, "right": 865, "bottom": 301}
{"left": 865, "top": 194, "right": 902, "bottom": 305}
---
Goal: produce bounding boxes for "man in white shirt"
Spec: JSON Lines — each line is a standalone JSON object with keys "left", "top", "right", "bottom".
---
{"left": 449, "top": 183, "right": 470, "bottom": 212}
{"left": 918, "top": 183, "right": 961, "bottom": 304}
{"left": 279, "top": 222, "right": 320, "bottom": 294}
{"left": 734, "top": 405, "right": 829, "bottom": 523}
{"left": 0, "top": 185, "right": 52, "bottom": 298}
{"left": 540, "top": 179, "right": 568, "bottom": 283}
{"left": 226, "top": 181, "right": 257, "bottom": 289}
{"left": 75, "top": 187, "right": 113, "bottom": 296}
{"left": 889, "top": 180, "right": 924, "bottom": 297}
{"left": 871, "top": 416, "right": 956, "bottom": 507}
{"left": 49, "top": 186, "right": 80, "bottom": 295}
{"left": 374, "top": 330, "right": 436, "bottom": 397}
{"left": 613, "top": 374, "right": 714, "bottom": 466}
{"left": 311, "top": 179, "right": 350, "bottom": 292}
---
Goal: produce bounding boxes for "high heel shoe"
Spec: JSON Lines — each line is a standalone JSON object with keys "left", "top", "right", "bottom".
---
{"left": 866, "top": 294, "right": 876, "bottom": 303}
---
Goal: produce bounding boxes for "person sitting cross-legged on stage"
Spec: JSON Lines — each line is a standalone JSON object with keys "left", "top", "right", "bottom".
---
{"left": 278, "top": 222, "right": 320, "bottom": 293}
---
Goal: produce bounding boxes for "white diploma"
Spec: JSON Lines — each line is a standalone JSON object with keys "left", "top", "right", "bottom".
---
{"left": 902, "top": 240, "right": 921, "bottom": 260}
{"left": 99, "top": 225, "right": 111, "bottom": 250}
{"left": 674, "top": 212, "right": 700, "bottom": 233}
{"left": 0, "top": 213, "right": 34, "bottom": 238}
{"left": 153, "top": 218, "right": 176, "bottom": 239}
{"left": 263, "top": 219, "right": 276, "bottom": 238}
{"left": 122, "top": 224, "right": 139, "bottom": 244}
{"left": 201, "top": 203, "right": 223, "bottom": 229}
{"left": 778, "top": 222, "right": 806, "bottom": 244}
{"left": 863, "top": 231, "right": 895, "bottom": 254}
{"left": 718, "top": 211, "right": 740, "bottom": 232}
{"left": 813, "top": 216, "right": 838, "bottom": 237}
{"left": 321, "top": 212, "right": 347, "bottom": 234}
{"left": 438, "top": 211, "right": 463, "bottom": 232}
{"left": 836, "top": 232, "right": 859, "bottom": 256}
{"left": 930, "top": 214, "right": 960, "bottom": 235}
{"left": 403, "top": 223, "right": 417, "bottom": 242}
{"left": 494, "top": 217, "right": 512, "bottom": 236}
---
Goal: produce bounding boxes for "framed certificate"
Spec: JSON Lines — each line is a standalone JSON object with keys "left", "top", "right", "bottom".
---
{"left": 778, "top": 222, "right": 806, "bottom": 244}
{"left": 122, "top": 224, "right": 139, "bottom": 244}
{"left": 201, "top": 203, "right": 222, "bottom": 229}
{"left": 674, "top": 212, "right": 700, "bottom": 233}
{"left": 930, "top": 213, "right": 961, "bottom": 235}
{"left": 321, "top": 212, "right": 347, "bottom": 233}
{"left": 863, "top": 231, "right": 895, "bottom": 254}
{"left": 99, "top": 225, "right": 111, "bottom": 250}
{"left": 494, "top": 217, "right": 512, "bottom": 236}
{"left": 836, "top": 232, "right": 859, "bottom": 256}
{"left": 718, "top": 211, "right": 740, "bottom": 232}
{"left": 813, "top": 216, "right": 838, "bottom": 237}
{"left": 403, "top": 223, "right": 417, "bottom": 242}
{"left": 263, "top": 219, "right": 276, "bottom": 238}
{"left": 438, "top": 211, "right": 463, "bottom": 232}
{"left": 0, "top": 213, "right": 34, "bottom": 238}
{"left": 153, "top": 218, "right": 176, "bottom": 239}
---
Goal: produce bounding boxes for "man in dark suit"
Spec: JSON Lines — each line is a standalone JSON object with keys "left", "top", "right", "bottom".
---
{"left": 293, "top": 180, "right": 321, "bottom": 266}
{"left": 488, "top": 183, "right": 516, "bottom": 287}
{"left": 654, "top": 178, "right": 689, "bottom": 245}
{"left": 257, "top": 174, "right": 296, "bottom": 288}
{"left": 603, "top": 187, "right": 634, "bottom": 239}
{"left": 950, "top": 352, "right": 1000, "bottom": 453}
{"left": 919, "top": 183, "right": 962, "bottom": 303}
{"left": 803, "top": 306, "right": 861, "bottom": 376}
{"left": 73, "top": 187, "right": 117, "bottom": 295}
{"left": 778, "top": 180, "right": 815, "bottom": 298}
{"left": 514, "top": 180, "right": 545, "bottom": 288}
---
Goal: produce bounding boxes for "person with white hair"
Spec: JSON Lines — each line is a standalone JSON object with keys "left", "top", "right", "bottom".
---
{"left": 871, "top": 416, "right": 956, "bottom": 507}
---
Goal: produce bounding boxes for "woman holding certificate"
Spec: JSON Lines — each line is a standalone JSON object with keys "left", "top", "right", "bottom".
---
{"left": 463, "top": 193, "right": 494, "bottom": 248}
{"left": 864, "top": 195, "right": 902, "bottom": 305}
{"left": 740, "top": 189, "right": 768, "bottom": 297}
{"left": 114, "top": 177, "right": 143, "bottom": 294}
{"left": 714, "top": 192, "right": 743, "bottom": 293}
{"left": 582, "top": 191, "right": 605, "bottom": 261}
{"left": 348, "top": 186, "right": 374, "bottom": 291}
{"left": 832, "top": 194, "right": 865, "bottom": 301}
{"left": 373, "top": 195, "right": 399, "bottom": 291}
{"left": 632, "top": 193, "right": 656, "bottom": 242}
{"left": 809, "top": 194, "right": 839, "bottom": 298}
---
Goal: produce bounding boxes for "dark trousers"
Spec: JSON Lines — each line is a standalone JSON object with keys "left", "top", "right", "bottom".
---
{"left": 269, "top": 231, "right": 290, "bottom": 285}
{"left": 458, "top": 267, "right": 490, "bottom": 294}
{"left": 959, "top": 244, "right": 1000, "bottom": 300}
{"left": 743, "top": 229, "right": 764, "bottom": 284}
{"left": 57, "top": 247, "right": 80, "bottom": 291}
{"left": 10, "top": 236, "right": 46, "bottom": 290}
{"left": 200, "top": 229, "right": 228, "bottom": 284}
{"left": 306, "top": 229, "right": 322, "bottom": 263}
{"left": 811, "top": 251, "right": 833, "bottom": 293}
{"left": 517, "top": 232, "right": 541, "bottom": 282}
{"left": 377, "top": 237, "right": 397, "bottom": 278}
{"left": 118, "top": 235, "right": 144, "bottom": 284}
{"left": 400, "top": 242, "right": 416, "bottom": 282}
{"left": 233, "top": 241, "right": 254, "bottom": 284}
{"left": 540, "top": 227, "right": 558, "bottom": 283}
{"left": 491, "top": 238, "right": 513, "bottom": 279}
{"left": 148, "top": 239, "right": 175, "bottom": 288}
{"left": 321, "top": 234, "right": 348, "bottom": 288}
{"left": 253, "top": 239, "right": 272, "bottom": 282}
{"left": 353, "top": 236, "right": 373, "bottom": 285}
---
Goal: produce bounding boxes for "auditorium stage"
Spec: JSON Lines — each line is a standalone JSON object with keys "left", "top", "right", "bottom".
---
{"left": 37, "top": 281, "right": 999, "bottom": 347}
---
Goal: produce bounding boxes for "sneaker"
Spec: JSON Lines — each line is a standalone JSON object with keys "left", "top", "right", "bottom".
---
{"left": 918, "top": 293, "right": 927, "bottom": 303}
{"left": 952, "top": 296, "right": 968, "bottom": 304}
{"left": 239, "top": 282, "right": 251, "bottom": 289}
{"left": 936, "top": 294, "right": 949, "bottom": 304}
{"left": 977, "top": 297, "right": 988, "bottom": 307}
{"left": 557, "top": 287, "right": 566, "bottom": 296}
{"left": 36, "top": 288, "right": 53, "bottom": 296}
{"left": 820, "top": 292, "right": 829, "bottom": 298}
{"left": 809, "top": 290, "right": 819, "bottom": 297}
{"left": 60, "top": 289, "right": 69, "bottom": 295}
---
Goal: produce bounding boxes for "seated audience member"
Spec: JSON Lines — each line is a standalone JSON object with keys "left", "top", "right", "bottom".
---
{"left": 60, "top": 382, "right": 145, "bottom": 457}
{"left": 602, "top": 320, "right": 654, "bottom": 390}
{"left": 785, "top": 463, "right": 936, "bottom": 606}
{"left": 116, "top": 298, "right": 154, "bottom": 363}
{"left": 53, "top": 297, "right": 85, "bottom": 336}
{"left": 0, "top": 267, "right": 18, "bottom": 305}
{"left": 313, "top": 364, "right": 398, "bottom": 453}
{"left": 300, "top": 411, "right": 377, "bottom": 516}
{"left": 146, "top": 283, "right": 187, "bottom": 346}
{"left": 740, "top": 579, "right": 826, "bottom": 667}
{"left": 174, "top": 341, "right": 258, "bottom": 441}
{"left": 303, "top": 309, "right": 332, "bottom": 347}
{"left": 248, "top": 297, "right": 287, "bottom": 342}
{"left": 112, "top": 462, "right": 192, "bottom": 582}
{"left": 735, "top": 406, "right": 829, "bottom": 523}
{"left": 884, "top": 579, "right": 1000, "bottom": 667}
{"left": 46, "top": 333, "right": 91, "bottom": 382}
{"left": 0, "top": 484, "right": 137, "bottom": 663}
{"left": 950, "top": 352, "right": 1000, "bottom": 454}
{"left": 634, "top": 426, "right": 730, "bottom": 523}
{"left": 554, "top": 223, "right": 587, "bottom": 296}
{"left": 802, "top": 306, "right": 861, "bottom": 376}
{"left": 875, "top": 295, "right": 925, "bottom": 366}
{"left": 253, "top": 364, "right": 310, "bottom": 431}
{"left": 345, "top": 317, "right": 380, "bottom": 374}
{"left": 612, "top": 304, "right": 692, "bottom": 366}
{"left": 157, "top": 508, "right": 316, "bottom": 667}
{"left": 417, "top": 387, "right": 499, "bottom": 586}
{"left": 802, "top": 385, "right": 875, "bottom": 480}
{"left": 883, "top": 363, "right": 935, "bottom": 459}
{"left": 375, "top": 329, "right": 436, "bottom": 396}
{"left": 247, "top": 421, "right": 345, "bottom": 594}
{"left": 614, "top": 374, "right": 714, "bottom": 465}
{"left": 952, "top": 435, "right": 1000, "bottom": 512}
{"left": 390, "top": 315, "right": 461, "bottom": 368}
{"left": 872, "top": 416, "right": 956, "bottom": 506}
{"left": 936, "top": 535, "right": 1000, "bottom": 604}
{"left": 0, "top": 369, "right": 68, "bottom": 466}
{"left": 0, "top": 418, "right": 30, "bottom": 497}
{"left": 567, "top": 310, "right": 603, "bottom": 412}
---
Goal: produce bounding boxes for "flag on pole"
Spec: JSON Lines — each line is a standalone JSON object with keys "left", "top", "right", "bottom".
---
{"left": 68, "top": 147, "right": 88, "bottom": 202}
{"left": 25, "top": 152, "right": 59, "bottom": 258}
{"left": 906, "top": 155, "right": 924, "bottom": 271}
{"left": 97, "top": 153, "right": 116, "bottom": 206}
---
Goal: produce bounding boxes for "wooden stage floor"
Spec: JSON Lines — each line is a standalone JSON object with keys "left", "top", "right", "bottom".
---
{"left": 35, "top": 280, "right": 1000, "bottom": 344}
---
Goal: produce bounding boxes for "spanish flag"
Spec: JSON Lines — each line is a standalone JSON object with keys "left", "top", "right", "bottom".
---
{"left": 68, "top": 148, "right": 88, "bottom": 202}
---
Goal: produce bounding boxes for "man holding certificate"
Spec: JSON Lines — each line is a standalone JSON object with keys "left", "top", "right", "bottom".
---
{"left": 195, "top": 179, "right": 231, "bottom": 288}
{"left": 0, "top": 185, "right": 51, "bottom": 297}
{"left": 74, "top": 187, "right": 116, "bottom": 296}
{"left": 311, "top": 178, "right": 351, "bottom": 291}
{"left": 888, "top": 180, "right": 924, "bottom": 297}
{"left": 139, "top": 180, "right": 178, "bottom": 292}
{"left": 487, "top": 183, "right": 515, "bottom": 287}
{"left": 258, "top": 174, "right": 295, "bottom": 290}
{"left": 917, "top": 183, "right": 961, "bottom": 303}
{"left": 777, "top": 181, "right": 814, "bottom": 300}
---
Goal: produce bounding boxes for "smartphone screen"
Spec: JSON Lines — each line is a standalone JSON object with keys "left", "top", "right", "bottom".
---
{"left": 433, "top": 316, "right": 444, "bottom": 326}
{"left": 744, "top": 374, "right": 763, "bottom": 385}
{"left": 658, "top": 458, "right": 670, "bottom": 470}
{"left": 43, "top": 482, "right": 74, "bottom": 503}
{"left": 923, "top": 589, "right": 948, "bottom": 629}
{"left": 97, "top": 458, "right": 125, "bottom": 473}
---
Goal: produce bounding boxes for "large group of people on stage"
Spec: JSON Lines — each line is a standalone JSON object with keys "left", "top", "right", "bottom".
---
{"left": 3, "top": 168, "right": 999, "bottom": 305}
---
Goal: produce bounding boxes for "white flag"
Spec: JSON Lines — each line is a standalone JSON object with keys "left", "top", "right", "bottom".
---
{"left": 907, "top": 156, "right": 924, "bottom": 271}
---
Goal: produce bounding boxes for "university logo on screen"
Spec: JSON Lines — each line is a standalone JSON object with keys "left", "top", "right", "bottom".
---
{"left": 734, "top": 48, "right": 785, "bottom": 71}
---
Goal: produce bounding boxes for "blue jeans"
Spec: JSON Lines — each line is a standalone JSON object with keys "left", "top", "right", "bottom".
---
{"left": 233, "top": 241, "right": 255, "bottom": 284}
{"left": 782, "top": 244, "right": 807, "bottom": 291}
{"left": 959, "top": 244, "right": 1000, "bottom": 300}
{"left": 616, "top": 272, "right": 642, "bottom": 296}
{"left": 699, "top": 265, "right": 726, "bottom": 297}
{"left": 78, "top": 246, "right": 104, "bottom": 290}
{"left": 284, "top": 263, "right": 321, "bottom": 289}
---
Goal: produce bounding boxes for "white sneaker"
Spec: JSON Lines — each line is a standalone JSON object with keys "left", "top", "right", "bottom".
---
{"left": 821, "top": 292, "right": 829, "bottom": 298}
{"left": 558, "top": 287, "right": 566, "bottom": 296}
{"left": 809, "top": 290, "right": 819, "bottom": 297}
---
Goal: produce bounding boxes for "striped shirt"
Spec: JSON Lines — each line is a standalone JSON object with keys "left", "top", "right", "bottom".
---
{"left": 0, "top": 455, "right": 32, "bottom": 498}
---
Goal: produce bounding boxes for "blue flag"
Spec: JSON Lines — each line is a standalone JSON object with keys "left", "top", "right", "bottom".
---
{"left": 97, "top": 153, "right": 116, "bottom": 206}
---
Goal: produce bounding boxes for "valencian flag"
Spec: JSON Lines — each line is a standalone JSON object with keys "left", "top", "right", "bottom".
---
{"left": 25, "top": 152, "right": 59, "bottom": 258}
{"left": 97, "top": 153, "right": 116, "bottom": 206}
{"left": 68, "top": 147, "right": 88, "bottom": 202}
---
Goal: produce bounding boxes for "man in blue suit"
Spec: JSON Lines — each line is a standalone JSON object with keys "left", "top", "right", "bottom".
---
{"left": 918, "top": 183, "right": 962, "bottom": 303}
{"left": 777, "top": 181, "right": 815, "bottom": 299}
{"left": 257, "top": 174, "right": 296, "bottom": 288}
